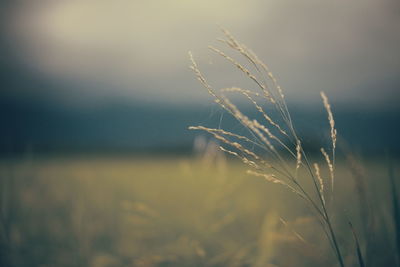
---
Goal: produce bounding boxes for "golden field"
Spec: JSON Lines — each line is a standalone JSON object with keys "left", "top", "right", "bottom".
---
{"left": 0, "top": 155, "right": 397, "bottom": 266}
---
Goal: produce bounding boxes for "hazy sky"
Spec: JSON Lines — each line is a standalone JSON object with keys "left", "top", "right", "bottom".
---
{"left": 2, "top": 0, "right": 400, "bottom": 108}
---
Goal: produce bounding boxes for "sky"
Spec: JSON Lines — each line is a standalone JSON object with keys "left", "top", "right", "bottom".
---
{"left": 1, "top": 0, "right": 400, "bottom": 109}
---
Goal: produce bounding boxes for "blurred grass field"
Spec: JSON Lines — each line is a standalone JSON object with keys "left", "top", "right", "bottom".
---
{"left": 0, "top": 154, "right": 398, "bottom": 266}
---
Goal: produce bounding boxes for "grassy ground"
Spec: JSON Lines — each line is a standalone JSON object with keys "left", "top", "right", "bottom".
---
{"left": 0, "top": 154, "right": 398, "bottom": 266}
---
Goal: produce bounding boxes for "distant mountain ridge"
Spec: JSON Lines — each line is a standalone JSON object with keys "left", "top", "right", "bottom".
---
{"left": 0, "top": 96, "right": 399, "bottom": 156}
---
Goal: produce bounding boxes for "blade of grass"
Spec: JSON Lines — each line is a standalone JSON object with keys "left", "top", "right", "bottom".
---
{"left": 349, "top": 221, "right": 365, "bottom": 267}
{"left": 389, "top": 160, "right": 400, "bottom": 265}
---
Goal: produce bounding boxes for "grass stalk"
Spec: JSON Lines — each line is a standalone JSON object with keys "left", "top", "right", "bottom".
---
{"left": 189, "top": 29, "right": 345, "bottom": 266}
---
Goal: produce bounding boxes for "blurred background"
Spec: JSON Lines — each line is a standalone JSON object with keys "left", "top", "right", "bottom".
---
{"left": 1, "top": 1, "right": 400, "bottom": 266}
{"left": 0, "top": 0, "right": 399, "bottom": 156}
